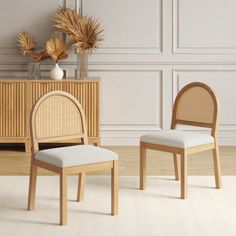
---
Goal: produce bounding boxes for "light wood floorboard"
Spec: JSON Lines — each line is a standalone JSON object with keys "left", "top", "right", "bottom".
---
{"left": 0, "top": 146, "right": 235, "bottom": 175}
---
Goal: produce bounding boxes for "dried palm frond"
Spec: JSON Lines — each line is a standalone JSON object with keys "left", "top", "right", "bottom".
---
{"left": 17, "top": 31, "right": 36, "bottom": 55}
{"left": 46, "top": 38, "right": 68, "bottom": 62}
{"left": 54, "top": 7, "right": 81, "bottom": 37}
{"left": 72, "top": 16, "right": 104, "bottom": 54}
{"left": 54, "top": 7, "right": 104, "bottom": 54}
{"left": 32, "top": 50, "right": 49, "bottom": 62}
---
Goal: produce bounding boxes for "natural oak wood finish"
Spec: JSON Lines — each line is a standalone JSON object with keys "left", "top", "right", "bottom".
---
{"left": 27, "top": 91, "right": 118, "bottom": 226}
{"left": 180, "top": 150, "right": 187, "bottom": 199}
{"left": 140, "top": 142, "right": 146, "bottom": 190}
{"left": 173, "top": 154, "right": 180, "bottom": 181}
{"left": 27, "top": 161, "right": 37, "bottom": 210}
{"left": 77, "top": 172, "right": 86, "bottom": 202}
{"left": 140, "top": 82, "right": 222, "bottom": 199}
{"left": 60, "top": 169, "right": 67, "bottom": 226}
{"left": 0, "top": 79, "right": 100, "bottom": 152}
{"left": 111, "top": 160, "right": 119, "bottom": 215}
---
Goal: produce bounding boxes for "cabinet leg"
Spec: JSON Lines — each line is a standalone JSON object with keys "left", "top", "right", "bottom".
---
{"left": 25, "top": 141, "right": 31, "bottom": 153}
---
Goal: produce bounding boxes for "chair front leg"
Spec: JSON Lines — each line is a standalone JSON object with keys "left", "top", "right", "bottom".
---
{"left": 28, "top": 160, "right": 37, "bottom": 210}
{"left": 77, "top": 172, "right": 86, "bottom": 202}
{"left": 173, "top": 153, "right": 180, "bottom": 180}
{"left": 212, "top": 144, "right": 222, "bottom": 189}
{"left": 60, "top": 170, "right": 67, "bottom": 226}
{"left": 111, "top": 160, "right": 119, "bottom": 215}
{"left": 180, "top": 150, "right": 188, "bottom": 199}
{"left": 140, "top": 142, "right": 147, "bottom": 190}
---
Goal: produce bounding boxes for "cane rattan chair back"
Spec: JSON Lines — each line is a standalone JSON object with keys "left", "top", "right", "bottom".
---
{"left": 171, "top": 82, "right": 218, "bottom": 136}
{"left": 30, "top": 91, "right": 88, "bottom": 152}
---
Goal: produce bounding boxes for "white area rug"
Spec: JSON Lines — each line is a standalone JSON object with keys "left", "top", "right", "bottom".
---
{"left": 0, "top": 176, "right": 236, "bottom": 236}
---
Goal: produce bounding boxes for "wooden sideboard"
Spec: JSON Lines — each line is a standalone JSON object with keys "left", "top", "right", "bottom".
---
{"left": 0, "top": 79, "right": 100, "bottom": 152}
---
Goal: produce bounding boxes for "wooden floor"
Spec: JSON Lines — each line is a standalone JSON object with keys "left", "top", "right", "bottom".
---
{"left": 0, "top": 146, "right": 235, "bottom": 176}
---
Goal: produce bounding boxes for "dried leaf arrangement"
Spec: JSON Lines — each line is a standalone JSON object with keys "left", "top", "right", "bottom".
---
{"left": 17, "top": 31, "right": 48, "bottom": 62}
{"left": 17, "top": 32, "right": 68, "bottom": 80}
{"left": 54, "top": 7, "right": 104, "bottom": 79}
{"left": 46, "top": 37, "right": 68, "bottom": 80}
{"left": 54, "top": 7, "right": 104, "bottom": 54}
{"left": 46, "top": 38, "right": 68, "bottom": 62}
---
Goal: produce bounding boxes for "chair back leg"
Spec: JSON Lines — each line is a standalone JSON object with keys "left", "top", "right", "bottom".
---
{"left": 111, "top": 160, "right": 119, "bottom": 215}
{"left": 173, "top": 154, "right": 180, "bottom": 181}
{"left": 181, "top": 150, "right": 188, "bottom": 199}
{"left": 77, "top": 172, "right": 86, "bottom": 202}
{"left": 212, "top": 146, "right": 222, "bottom": 189}
{"left": 140, "top": 143, "right": 147, "bottom": 190}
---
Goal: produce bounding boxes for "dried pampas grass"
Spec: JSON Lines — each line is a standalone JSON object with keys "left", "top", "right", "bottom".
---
{"left": 46, "top": 38, "right": 68, "bottom": 62}
{"left": 17, "top": 31, "right": 36, "bottom": 56}
{"left": 54, "top": 7, "right": 104, "bottom": 54}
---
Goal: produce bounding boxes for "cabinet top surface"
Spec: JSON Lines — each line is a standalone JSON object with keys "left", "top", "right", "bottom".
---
{"left": 0, "top": 78, "right": 100, "bottom": 82}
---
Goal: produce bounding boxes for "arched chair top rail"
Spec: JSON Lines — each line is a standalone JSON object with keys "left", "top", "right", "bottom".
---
{"left": 30, "top": 90, "right": 88, "bottom": 152}
{"left": 171, "top": 82, "right": 219, "bottom": 136}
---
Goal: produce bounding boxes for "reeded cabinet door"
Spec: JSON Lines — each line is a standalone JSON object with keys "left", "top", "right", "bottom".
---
{"left": 0, "top": 81, "right": 27, "bottom": 138}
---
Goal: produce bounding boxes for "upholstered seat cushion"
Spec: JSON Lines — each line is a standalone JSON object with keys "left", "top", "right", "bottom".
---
{"left": 35, "top": 145, "right": 118, "bottom": 168}
{"left": 140, "top": 130, "right": 214, "bottom": 148}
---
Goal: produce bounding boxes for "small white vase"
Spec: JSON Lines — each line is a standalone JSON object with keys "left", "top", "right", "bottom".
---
{"left": 50, "top": 63, "right": 64, "bottom": 80}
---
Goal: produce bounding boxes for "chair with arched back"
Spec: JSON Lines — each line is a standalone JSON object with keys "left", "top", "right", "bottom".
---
{"left": 28, "top": 91, "right": 119, "bottom": 225}
{"left": 140, "top": 82, "right": 222, "bottom": 199}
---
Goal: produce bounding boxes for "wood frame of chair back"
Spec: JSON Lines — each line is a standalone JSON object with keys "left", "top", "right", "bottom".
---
{"left": 171, "top": 82, "right": 219, "bottom": 137}
{"left": 28, "top": 91, "right": 118, "bottom": 225}
{"left": 140, "top": 82, "right": 222, "bottom": 199}
{"left": 30, "top": 90, "right": 89, "bottom": 153}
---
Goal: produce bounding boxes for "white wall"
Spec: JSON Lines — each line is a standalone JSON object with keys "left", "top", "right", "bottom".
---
{"left": 0, "top": 0, "right": 236, "bottom": 146}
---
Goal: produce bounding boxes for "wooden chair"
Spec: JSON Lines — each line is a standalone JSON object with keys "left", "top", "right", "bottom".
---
{"left": 140, "top": 82, "right": 222, "bottom": 199}
{"left": 27, "top": 91, "right": 119, "bottom": 225}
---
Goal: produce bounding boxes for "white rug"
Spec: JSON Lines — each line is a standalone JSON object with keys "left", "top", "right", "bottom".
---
{"left": 0, "top": 176, "right": 236, "bottom": 236}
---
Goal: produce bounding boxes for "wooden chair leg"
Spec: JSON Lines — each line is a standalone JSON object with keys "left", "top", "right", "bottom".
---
{"left": 77, "top": 172, "right": 86, "bottom": 202}
{"left": 140, "top": 142, "right": 147, "bottom": 190}
{"left": 212, "top": 145, "right": 222, "bottom": 189}
{"left": 60, "top": 170, "right": 67, "bottom": 226}
{"left": 180, "top": 150, "right": 188, "bottom": 199}
{"left": 27, "top": 162, "right": 37, "bottom": 210}
{"left": 111, "top": 160, "right": 118, "bottom": 215}
{"left": 173, "top": 154, "right": 180, "bottom": 180}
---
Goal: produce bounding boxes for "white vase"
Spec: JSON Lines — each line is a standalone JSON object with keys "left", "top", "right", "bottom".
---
{"left": 50, "top": 63, "right": 64, "bottom": 80}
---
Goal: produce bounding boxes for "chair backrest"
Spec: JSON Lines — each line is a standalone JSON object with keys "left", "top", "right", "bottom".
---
{"left": 30, "top": 91, "right": 88, "bottom": 152}
{"left": 171, "top": 82, "right": 219, "bottom": 137}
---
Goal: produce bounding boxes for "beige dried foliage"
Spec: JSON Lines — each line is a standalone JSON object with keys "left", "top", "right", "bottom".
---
{"left": 32, "top": 50, "right": 48, "bottom": 62}
{"left": 54, "top": 7, "right": 104, "bottom": 54}
{"left": 17, "top": 31, "right": 36, "bottom": 56}
{"left": 73, "top": 16, "right": 104, "bottom": 54}
{"left": 54, "top": 7, "right": 81, "bottom": 37}
{"left": 46, "top": 38, "right": 68, "bottom": 62}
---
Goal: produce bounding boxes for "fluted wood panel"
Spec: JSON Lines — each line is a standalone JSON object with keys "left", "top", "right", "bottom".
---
{"left": 0, "top": 81, "right": 26, "bottom": 137}
{"left": 0, "top": 79, "right": 100, "bottom": 151}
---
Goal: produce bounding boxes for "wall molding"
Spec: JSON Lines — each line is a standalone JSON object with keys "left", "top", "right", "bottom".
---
{"left": 0, "top": 0, "right": 65, "bottom": 55}
{"left": 172, "top": 0, "right": 236, "bottom": 54}
{"left": 85, "top": 0, "right": 164, "bottom": 54}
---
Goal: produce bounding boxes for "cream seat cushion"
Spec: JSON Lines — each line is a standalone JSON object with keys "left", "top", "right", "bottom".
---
{"left": 35, "top": 145, "right": 118, "bottom": 168}
{"left": 140, "top": 130, "right": 214, "bottom": 148}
